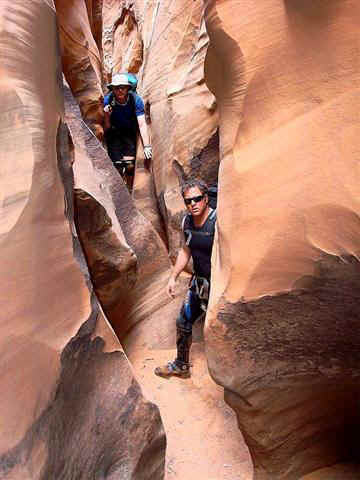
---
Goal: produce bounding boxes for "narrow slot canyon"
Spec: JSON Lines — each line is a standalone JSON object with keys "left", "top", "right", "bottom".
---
{"left": 63, "top": 39, "right": 254, "bottom": 476}
{"left": 65, "top": 39, "right": 253, "bottom": 476}
{"left": 1, "top": 1, "right": 360, "bottom": 480}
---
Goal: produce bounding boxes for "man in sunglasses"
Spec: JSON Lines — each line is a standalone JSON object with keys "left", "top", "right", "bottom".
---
{"left": 155, "top": 179, "right": 216, "bottom": 378}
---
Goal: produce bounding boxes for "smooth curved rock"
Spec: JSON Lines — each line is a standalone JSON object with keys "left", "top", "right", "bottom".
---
{"left": 64, "top": 83, "right": 171, "bottom": 339}
{"left": 102, "top": 0, "right": 220, "bottom": 260}
{"left": 0, "top": 2, "right": 165, "bottom": 478}
{"left": 14, "top": 0, "right": 360, "bottom": 478}
{"left": 106, "top": 5, "right": 143, "bottom": 78}
{"left": 55, "top": 0, "right": 104, "bottom": 138}
{"left": 85, "top": 0, "right": 104, "bottom": 56}
{"left": 204, "top": 0, "right": 360, "bottom": 478}
{"left": 56, "top": 0, "right": 220, "bottom": 259}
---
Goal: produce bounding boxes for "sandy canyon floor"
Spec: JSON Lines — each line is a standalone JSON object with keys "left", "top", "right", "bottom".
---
{"left": 123, "top": 279, "right": 253, "bottom": 480}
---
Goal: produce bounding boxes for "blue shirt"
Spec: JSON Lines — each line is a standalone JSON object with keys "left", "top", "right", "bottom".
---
{"left": 104, "top": 92, "right": 145, "bottom": 132}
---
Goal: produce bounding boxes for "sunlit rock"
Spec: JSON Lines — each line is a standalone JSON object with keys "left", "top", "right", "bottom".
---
{"left": 102, "top": 0, "right": 220, "bottom": 261}
{"left": 64, "top": 83, "right": 171, "bottom": 339}
{"left": 204, "top": 0, "right": 360, "bottom": 478}
{"left": 55, "top": 0, "right": 104, "bottom": 139}
{"left": 0, "top": 2, "right": 165, "bottom": 478}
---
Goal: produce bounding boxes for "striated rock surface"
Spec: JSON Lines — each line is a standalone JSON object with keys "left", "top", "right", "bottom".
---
{"left": 101, "top": 0, "right": 220, "bottom": 261}
{"left": 103, "top": 4, "right": 143, "bottom": 78}
{"left": 56, "top": 0, "right": 220, "bottom": 257}
{"left": 85, "top": 0, "right": 104, "bottom": 57}
{"left": 64, "top": 83, "right": 171, "bottom": 339}
{"left": 204, "top": 0, "right": 360, "bottom": 478}
{"left": 59, "top": 0, "right": 360, "bottom": 477}
{"left": 55, "top": 0, "right": 104, "bottom": 138}
{"left": 3, "top": 0, "right": 359, "bottom": 478}
{"left": 0, "top": 1, "right": 165, "bottom": 478}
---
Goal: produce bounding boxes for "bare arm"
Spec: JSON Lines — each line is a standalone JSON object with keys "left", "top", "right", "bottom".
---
{"left": 167, "top": 245, "right": 191, "bottom": 298}
{"left": 172, "top": 246, "right": 191, "bottom": 281}
{"left": 137, "top": 114, "right": 151, "bottom": 146}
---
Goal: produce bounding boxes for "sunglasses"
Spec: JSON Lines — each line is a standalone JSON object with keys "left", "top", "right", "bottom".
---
{"left": 184, "top": 195, "right": 205, "bottom": 206}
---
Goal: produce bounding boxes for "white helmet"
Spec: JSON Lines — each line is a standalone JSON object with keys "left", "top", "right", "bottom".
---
{"left": 107, "top": 73, "right": 130, "bottom": 89}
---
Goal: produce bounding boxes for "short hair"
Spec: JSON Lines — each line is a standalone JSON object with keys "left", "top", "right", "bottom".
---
{"left": 181, "top": 178, "right": 208, "bottom": 197}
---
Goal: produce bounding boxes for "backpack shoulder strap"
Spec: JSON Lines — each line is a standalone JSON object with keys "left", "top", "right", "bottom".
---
{"left": 110, "top": 92, "right": 136, "bottom": 115}
{"left": 203, "top": 208, "right": 216, "bottom": 235}
{"left": 209, "top": 208, "right": 217, "bottom": 222}
{"left": 182, "top": 213, "right": 192, "bottom": 232}
{"left": 108, "top": 92, "right": 115, "bottom": 106}
{"left": 182, "top": 209, "right": 216, "bottom": 243}
{"left": 182, "top": 213, "right": 193, "bottom": 246}
{"left": 129, "top": 91, "right": 137, "bottom": 116}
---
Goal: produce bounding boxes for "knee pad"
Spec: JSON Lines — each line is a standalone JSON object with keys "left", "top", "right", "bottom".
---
{"left": 125, "top": 162, "right": 135, "bottom": 174}
{"left": 176, "top": 318, "right": 192, "bottom": 337}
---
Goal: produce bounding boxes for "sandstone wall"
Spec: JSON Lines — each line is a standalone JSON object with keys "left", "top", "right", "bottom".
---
{"left": 55, "top": 0, "right": 104, "bottom": 138}
{"left": 0, "top": 1, "right": 165, "bottom": 478}
{"left": 59, "top": 0, "right": 360, "bottom": 476}
{"left": 56, "top": 0, "right": 220, "bottom": 259}
{"left": 204, "top": 0, "right": 360, "bottom": 478}
{"left": 101, "top": 0, "right": 220, "bottom": 261}
{"left": 64, "top": 82, "right": 171, "bottom": 339}
{"left": 9, "top": 0, "right": 360, "bottom": 478}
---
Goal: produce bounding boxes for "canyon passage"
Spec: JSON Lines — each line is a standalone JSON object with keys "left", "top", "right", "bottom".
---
{"left": 0, "top": 1, "right": 360, "bottom": 479}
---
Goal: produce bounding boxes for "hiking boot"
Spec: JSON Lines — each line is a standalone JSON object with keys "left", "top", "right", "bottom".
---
{"left": 154, "top": 361, "right": 190, "bottom": 379}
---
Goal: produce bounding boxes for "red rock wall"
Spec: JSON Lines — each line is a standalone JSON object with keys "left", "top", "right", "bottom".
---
{"left": 0, "top": 1, "right": 165, "bottom": 478}
{"left": 6, "top": 0, "right": 359, "bottom": 478}
{"left": 85, "top": 0, "right": 104, "bottom": 55}
{"left": 102, "top": 0, "right": 220, "bottom": 261}
{"left": 64, "top": 82, "right": 171, "bottom": 339}
{"left": 204, "top": 0, "right": 360, "bottom": 478}
{"left": 59, "top": 0, "right": 360, "bottom": 476}
{"left": 55, "top": 0, "right": 104, "bottom": 138}
{"left": 56, "top": 0, "right": 220, "bottom": 258}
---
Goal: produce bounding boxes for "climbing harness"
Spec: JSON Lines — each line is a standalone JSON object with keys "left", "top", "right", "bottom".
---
{"left": 193, "top": 276, "right": 210, "bottom": 311}
{"left": 114, "top": 159, "right": 135, "bottom": 177}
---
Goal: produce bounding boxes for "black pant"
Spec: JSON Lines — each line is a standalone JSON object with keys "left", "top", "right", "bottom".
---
{"left": 175, "top": 279, "right": 209, "bottom": 367}
{"left": 105, "top": 127, "right": 136, "bottom": 163}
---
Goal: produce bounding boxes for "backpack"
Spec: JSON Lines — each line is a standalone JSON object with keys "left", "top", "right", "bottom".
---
{"left": 125, "top": 73, "right": 138, "bottom": 92}
{"left": 207, "top": 185, "right": 218, "bottom": 209}
{"left": 107, "top": 72, "right": 138, "bottom": 105}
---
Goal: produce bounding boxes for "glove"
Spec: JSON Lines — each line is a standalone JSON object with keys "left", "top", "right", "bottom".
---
{"left": 144, "top": 145, "right": 152, "bottom": 160}
{"left": 104, "top": 104, "right": 112, "bottom": 113}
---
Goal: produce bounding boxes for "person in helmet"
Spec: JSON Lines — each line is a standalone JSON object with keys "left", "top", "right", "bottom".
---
{"left": 155, "top": 179, "right": 217, "bottom": 378}
{"left": 103, "top": 73, "right": 152, "bottom": 190}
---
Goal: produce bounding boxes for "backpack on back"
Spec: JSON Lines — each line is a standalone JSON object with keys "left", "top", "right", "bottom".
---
{"left": 125, "top": 73, "right": 138, "bottom": 92}
{"left": 207, "top": 184, "right": 218, "bottom": 209}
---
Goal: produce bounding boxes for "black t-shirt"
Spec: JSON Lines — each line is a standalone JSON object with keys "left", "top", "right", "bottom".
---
{"left": 104, "top": 92, "right": 144, "bottom": 137}
{"left": 183, "top": 209, "right": 216, "bottom": 281}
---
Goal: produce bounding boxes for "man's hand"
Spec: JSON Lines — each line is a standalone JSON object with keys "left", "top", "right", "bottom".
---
{"left": 104, "top": 104, "right": 112, "bottom": 113}
{"left": 143, "top": 145, "right": 152, "bottom": 160}
{"left": 166, "top": 276, "right": 177, "bottom": 298}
